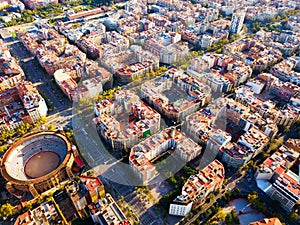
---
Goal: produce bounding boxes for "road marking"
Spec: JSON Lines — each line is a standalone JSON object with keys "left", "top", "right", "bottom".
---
{"left": 88, "top": 152, "right": 94, "bottom": 162}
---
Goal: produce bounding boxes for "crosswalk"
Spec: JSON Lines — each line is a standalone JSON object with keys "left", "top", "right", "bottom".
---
{"left": 125, "top": 192, "right": 163, "bottom": 225}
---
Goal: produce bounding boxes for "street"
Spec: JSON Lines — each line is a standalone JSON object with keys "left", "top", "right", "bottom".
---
{"left": 3, "top": 28, "right": 167, "bottom": 225}
{"left": 7, "top": 39, "right": 71, "bottom": 113}
{"left": 1, "top": 32, "right": 75, "bottom": 131}
{"left": 124, "top": 191, "right": 163, "bottom": 225}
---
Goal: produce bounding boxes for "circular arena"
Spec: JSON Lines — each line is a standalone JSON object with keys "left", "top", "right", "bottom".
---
{"left": 25, "top": 151, "right": 61, "bottom": 179}
{"left": 0, "top": 132, "right": 75, "bottom": 197}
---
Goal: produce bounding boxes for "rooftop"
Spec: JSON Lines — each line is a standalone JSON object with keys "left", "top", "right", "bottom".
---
{"left": 129, "top": 127, "right": 202, "bottom": 181}
{"left": 260, "top": 144, "right": 299, "bottom": 176}
{"left": 93, "top": 90, "right": 161, "bottom": 143}
{"left": 174, "top": 160, "right": 224, "bottom": 204}
{"left": 249, "top": 218, "right": 283, "bottom": 225}
{"left": 0, "top": 81, "right": 46, "bottom": 127}
{"left": 141, "top": 68, "right": 211, "bottom": 118}
{"left": 14, "top": 201, "right": 61, "bottom": 225}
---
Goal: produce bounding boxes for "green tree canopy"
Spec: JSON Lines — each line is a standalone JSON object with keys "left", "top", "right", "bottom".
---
{"left": 0, "top": 203, "right": 15, "bottom": 218}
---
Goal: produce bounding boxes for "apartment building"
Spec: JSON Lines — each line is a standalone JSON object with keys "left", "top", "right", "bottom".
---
{"left": 266, "top": 170, "right": 300, "bottom": 212}
{"left": 18, "top": 27, "right": 65, "bottom": 56}
{"left": 249, "top": 218, "right": 283, "bottom": 225}
{"left": 56, "top": 19, "right": 106, "bottom": 42}
{"left": 263, "top": 31, "right": 300, "bottom": 56}
{"left": 21, "top": 0, "right": 58, "bottom": 9}
{"left": 37, "top": 44, "right": 86, "bottom": 76}
{"left": 89, "top": 194, "right": 129, "bottom": 225}
{"left": 185, "top": 97, "right": 229, "bottom": 144}
{"left": 270, "top": 80, "right": 299, "bottom": 102}
{"left": 254, "top": 141, "right": 300, "bottom": 212}
{"left": 224, "top": 39, "right": 282, "bottom": 72}
{"left": 0, "top": 39, "right": 25, "bottom": 91}
{"left": 54, "top": 69, "right": 78, "bottom": 101}
{"left": 77, "top": 36, "right": 101, "bottom": 60}
{"left": 238, "top": 126, "right": 269, "bottom": 157}
{"left": 230, "top": 10, "right": 246, "bottom": 34}
{"left": 94, "top": 90, "right": 161, "bottom": 150}
{"left": 102, "top": 45, "right": 159, "bottom": 84}
{"left": 14, "top": 201, "right": 63, "bottom": 225}
{"left": 220, "top": 141, "right": 253, "bottom": 168}
{"left": 54, "top": 63, "right": 112, "bottom": 101}
{"left": 206, "top": 129, "right": 232, "bottom": 157}
{"left": 255, "top": 145, "right": 299, "bottom": 181}
{"left": 129, "top": 127, "right": 202, "bottom": 184}
{"left": 169, "top": 160, "right": 225, "bottom": 216}
{"left": 0, "top": 81, "right": 48, "bottom": 132}
{"left": 141, "top": 68, "right": 211, "bottom": 120}
{"left": 187, "top": 53, "right": 252, "bottom": 92}
{"left": 285, "top": 138, "right": 300, "bottom": 152}
{"left": 144, "top": 38, "right": 189, "bottom": 64}
{"left": 80, "top": 176, "right": 105, "bottom": 203}
{"left": 235, "top": 85, "right": 300, "bottom": 127}
{"left": 270, "top": 58, "right": 300, "bottom": 86}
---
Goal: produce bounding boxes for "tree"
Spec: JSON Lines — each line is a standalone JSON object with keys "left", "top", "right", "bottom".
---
{"left": 247, "top": 191, "right": 258, "bottom": 203}
{"left": 87, "top": 170, "right": 94, "bottom": 176}
{"left": 48, "top": 124, "right": 55, "bottom": 131}
{"left": 36, "top": 116, "right": 47, "bottom": 125}
{"left": 0, "top": 145, "right": 9, "bottom": 153}
{"left": 16, "top": 123, "right": 31, "bottom": 136}
{"left": 36, "top": 196, "right": 44, "bottom": 205}
{"left": 0, "top": 203, "right": 15, "bottom": 218}
{"left": 183, "top": 165, "right": 197, "bottom": 176}
{"left": 288, "top": 212, "right": 298, "bottom": 221}
{"left": 209, "top": 193, "right": 216, "bottom": 202}
{"left": 284, "top": 126, "right": 291, "bottom": 132}
{"left": 74, "top": 176, "right": 80, "bottom": 182}
{"left": 243, "top": 25, "right": 248, "bottom": 34}
{"left": 1, "top": 129, "right": 14, "bottom": 142}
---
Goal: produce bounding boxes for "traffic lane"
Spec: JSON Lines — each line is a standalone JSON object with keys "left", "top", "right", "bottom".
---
{"left": 45, "top": 109, "right": 74, "bottom": 130}
{"left": 73, "top": 127, "right": 111, "bottom": 163}
{"left": 100, "top": 167, "right": 134, "bottom": 196}
{"left": 72, "top": 118, "right": 123, "bottom": 166}
{"left": 7, "top": 38, "right": 69, "bottom": 112}
{"left": 9, "top": 42, "right": 32, "bottom": 59}
{"left": 22, "top": 59, "right": 67, "bottom": 112}
{"left": 124, "top": 192, "right": 160, "bottom": 225}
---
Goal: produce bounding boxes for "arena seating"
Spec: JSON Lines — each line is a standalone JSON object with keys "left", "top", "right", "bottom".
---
{"left": 5, "top": 134, "right": 68, "bottom": 180}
